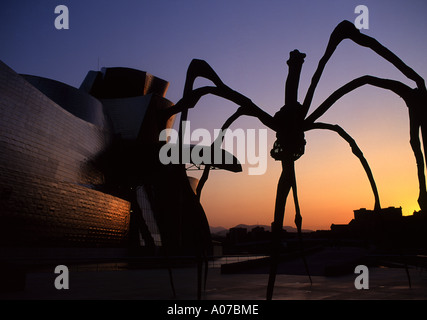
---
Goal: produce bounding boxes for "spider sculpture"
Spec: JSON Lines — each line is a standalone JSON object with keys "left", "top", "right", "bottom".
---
{"left": 162, "top": 20, "right": 427, "bottom": 300}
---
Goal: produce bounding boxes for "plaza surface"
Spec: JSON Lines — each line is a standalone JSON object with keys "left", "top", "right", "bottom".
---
{"left": 1, "top": 262, "right": 426, "bottom": 300}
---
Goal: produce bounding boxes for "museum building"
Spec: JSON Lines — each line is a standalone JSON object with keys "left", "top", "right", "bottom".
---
{"left": 0, "top": 60, "right": 212, "bottom": 256}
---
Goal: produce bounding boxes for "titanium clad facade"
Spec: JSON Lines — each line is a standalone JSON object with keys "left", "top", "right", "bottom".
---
{"left": 0, "top": 59, "right": 209, "bottom": 255}
{"left": 0, "top": 60, "right": 132, "bottom": 247}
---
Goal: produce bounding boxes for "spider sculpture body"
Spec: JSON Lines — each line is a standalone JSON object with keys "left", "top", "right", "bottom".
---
{"left": 162, "top": 20, "right": 427, "bottom": 299}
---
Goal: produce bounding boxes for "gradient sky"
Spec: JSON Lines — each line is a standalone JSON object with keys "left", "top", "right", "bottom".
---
{"left": 1, "top": 0, "right": 427, "bottom": 230}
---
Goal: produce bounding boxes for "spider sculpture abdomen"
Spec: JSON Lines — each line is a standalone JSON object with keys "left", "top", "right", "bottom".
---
{"left": 270, "top": 102, "right": 306, "bottom": 161}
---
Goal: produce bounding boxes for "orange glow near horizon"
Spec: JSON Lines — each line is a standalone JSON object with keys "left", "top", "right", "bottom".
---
{"left": 188, "top": 89, "right": 423, "bottom": 231}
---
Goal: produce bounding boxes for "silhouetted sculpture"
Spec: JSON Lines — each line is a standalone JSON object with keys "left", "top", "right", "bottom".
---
{"left": 162, "top": 20, "right": 427, "bottom": 299}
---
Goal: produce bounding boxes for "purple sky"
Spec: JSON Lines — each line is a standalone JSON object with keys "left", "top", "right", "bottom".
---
{"left": 1, "top": 0, "right": 427, "bottom": 228}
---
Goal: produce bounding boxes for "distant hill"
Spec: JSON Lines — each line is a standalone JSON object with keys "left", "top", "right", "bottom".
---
{"left": 209, "top": 226, "right": 228, "bottom": 236}
{"left": 233, "top": 223, "right": 312, "bottom": 233}
{"left": 232, "top": 224, "right": 271, "bottom": 232}
{"left": 209, "top": 224, "right": 312, "bottom": 236}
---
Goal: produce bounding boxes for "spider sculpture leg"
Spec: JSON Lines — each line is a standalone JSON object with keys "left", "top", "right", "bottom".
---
{"left": 303, "top": 20, "right": 427, "bottom": 211}
{"left": 303, "top": 20, "right": 425, "bottom": 115}
{"left": 306, "top": 76, "right": 427, "bottom": 212}
{"left": 305, "top": 80, "right": 424, "bottom": 290}
{"left": 409, "top": 104, "right": 427, "bottom": 211}
{"left": 301, "top": 21, "right": 426, "bottom": 288}
{"left": 308, "top": 122, "right": 381, "bottom": 211}
{"left": 290, "top": 162, "right": 313, "bottom": 287}
{"left": 266, "top": 158, "right": 312, "bottom": 300}
{"left": 164, "top": 60, "right": 275, "bottom": 299}
{"left": 267, "top": 159, "right": 293, "bottom": 300}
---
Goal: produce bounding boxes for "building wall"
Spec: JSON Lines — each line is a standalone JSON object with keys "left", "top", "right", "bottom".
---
{"left": 101, "top": 95, "right": 152, "bottom": 140}
{"left": 136, "top": 185, "right": 162, "bottom": 246}
{"left": 80, "top": 67, "right": 169, "bottom": 99}
{"left": 22, "top": 75, "right": 109, "bottom": 129}
{"left": 0, "top": 62, "right": 110, "bottom": 186}
{"left": 0, "top": 168, "right": 130, "bottom": 246}
{"left": 0, "top": 60, "right": 130, "bottom": 247}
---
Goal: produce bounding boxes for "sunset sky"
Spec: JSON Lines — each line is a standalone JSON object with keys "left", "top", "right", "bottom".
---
{"left": 1, "top": 0, "right": 427, "bottom": 230}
